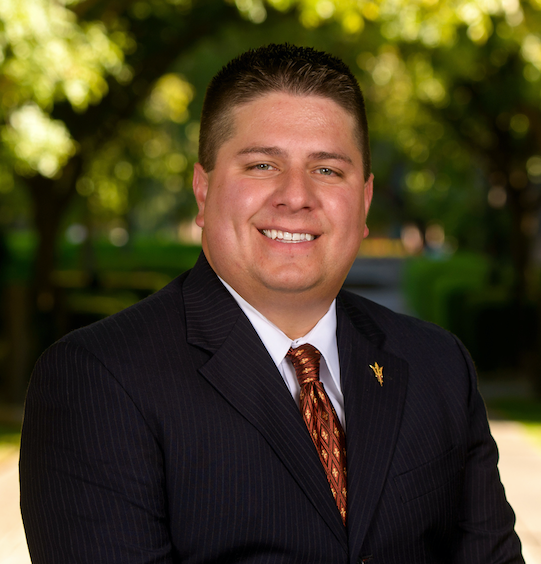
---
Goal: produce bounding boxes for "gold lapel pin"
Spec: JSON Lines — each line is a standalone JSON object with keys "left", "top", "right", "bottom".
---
{"left": 369, "top": 362, "right": 383, "bottom": 386}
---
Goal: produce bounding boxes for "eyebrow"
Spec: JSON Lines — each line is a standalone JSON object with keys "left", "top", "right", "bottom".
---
{"left": 236, "top": 146, "right": 287, "bottom": 158}
{"left": 308, "top": 151, "right": 353, "bottom": 165}
{"left": 236, "top": 146, "right": 353, "bottom": 164}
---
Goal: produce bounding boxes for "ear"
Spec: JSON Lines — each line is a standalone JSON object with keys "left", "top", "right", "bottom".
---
{"left": 363, "top": 173, "right": 374, "bottom": 239}
{"left": 193, "top": 162, "right": 209, "bottom": 229}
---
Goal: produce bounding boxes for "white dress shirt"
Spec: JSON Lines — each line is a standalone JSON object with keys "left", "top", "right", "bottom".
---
{"left": 219, "top": 278, "right": 345, "bottom": 429}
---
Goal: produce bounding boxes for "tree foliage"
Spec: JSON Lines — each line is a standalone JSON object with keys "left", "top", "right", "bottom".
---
{"left": 0, "top": 0, "right": 125, "bottom": 178}
{"left": 354, "top": 1, "right": 541, "bottom": 294}
{"left": 2, "top": 0, "right": 541, "bottom": 247}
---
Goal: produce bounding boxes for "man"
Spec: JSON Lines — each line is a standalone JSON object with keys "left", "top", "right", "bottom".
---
{"left": 20, "top": 44, "right": 523, "bottom": 563}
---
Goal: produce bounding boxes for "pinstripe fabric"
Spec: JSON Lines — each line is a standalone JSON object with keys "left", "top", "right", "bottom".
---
{"left": 20, "top": 252, "right": 524, "bottom": 564}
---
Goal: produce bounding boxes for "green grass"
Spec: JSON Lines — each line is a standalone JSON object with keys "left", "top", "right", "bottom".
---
{"left": 488, "top": 397, "right": 541, "bottom": 451}
{"left": 4, "top": 231, "right": 202, "bottom": 282}
{"left": 0, "top": 422, "right": 22, "bottom": 443}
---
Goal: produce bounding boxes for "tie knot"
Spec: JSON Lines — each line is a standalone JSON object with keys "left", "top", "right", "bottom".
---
{"left": 286, "top": 344, "right": 321, "bottom": 386}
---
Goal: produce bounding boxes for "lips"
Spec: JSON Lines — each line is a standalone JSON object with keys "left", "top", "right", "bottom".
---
{"left": 262, "top": 229, "right": 316, "bottom": 242}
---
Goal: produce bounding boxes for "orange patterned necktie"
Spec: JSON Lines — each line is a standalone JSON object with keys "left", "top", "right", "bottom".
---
{"left": 287, "top": 344, "right": 347, "bottom": 526}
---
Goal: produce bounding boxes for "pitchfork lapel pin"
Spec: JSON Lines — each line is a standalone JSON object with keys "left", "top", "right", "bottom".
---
{"left": 369, "top": 362, "right": 384, "bottom": 386}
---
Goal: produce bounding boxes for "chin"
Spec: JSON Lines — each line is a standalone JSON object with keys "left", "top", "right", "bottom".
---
{"left": 260, "top": 275, "right": 325, "bottom": 296}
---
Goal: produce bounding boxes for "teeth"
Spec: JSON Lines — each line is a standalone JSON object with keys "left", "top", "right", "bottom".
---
{"left": 262, "top": 230, "right": 315, "bottom": 242}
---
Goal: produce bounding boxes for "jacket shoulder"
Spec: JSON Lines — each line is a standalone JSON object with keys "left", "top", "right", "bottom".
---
{"left": 339, "top": 288, "right": 454, "bottom": 338}
{"left": 56, "top": 271, "right": 190, "bottom": 360}
{"left": 338, "top": 288, "right": 467, "bottom": 362}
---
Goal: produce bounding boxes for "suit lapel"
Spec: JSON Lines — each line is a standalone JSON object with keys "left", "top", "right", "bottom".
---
{"left": 183, "top": 254, "right": 348, "bottom": 550}
{"left": 337, "top": 293, "right": 409, "bottom": 560}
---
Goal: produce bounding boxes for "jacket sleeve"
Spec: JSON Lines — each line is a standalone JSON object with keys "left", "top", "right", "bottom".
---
{"left": 452, "top": 336, "right": 524, "bottom": 564}
{"left": 19, "top": 340, "right": 173, "bottom": 564}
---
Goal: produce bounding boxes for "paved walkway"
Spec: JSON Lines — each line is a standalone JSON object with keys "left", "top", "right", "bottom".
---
{"left": 1, "top": 419, "right": 539, "bottom": 563}
{"left": 0, "top": 447, "right": 30, "bottom": 564}
{"left": 490, "top": 418, "right": 541, "bottom": 564}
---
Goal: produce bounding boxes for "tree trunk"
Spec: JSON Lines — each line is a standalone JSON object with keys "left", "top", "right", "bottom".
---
{"left": 505, "top": 180, "right": 541, "bottom": 396}
{"left": 5, "top": 161, "right": 82, "bottom": 400}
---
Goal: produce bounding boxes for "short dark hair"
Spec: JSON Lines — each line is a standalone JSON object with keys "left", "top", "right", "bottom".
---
{"left": 198, "top": 43, "right": 371, "bottom": 180}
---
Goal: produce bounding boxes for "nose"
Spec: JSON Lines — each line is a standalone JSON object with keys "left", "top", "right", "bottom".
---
{"left": 272, "top": 167, "right": 316, "bottom": 212}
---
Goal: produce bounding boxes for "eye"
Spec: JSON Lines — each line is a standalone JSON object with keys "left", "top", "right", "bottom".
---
{"left": 316, "top": 167, "right": 339, "bottom": 177}
{"left": 250, "top": 163, "right": 276, "bottom": 171}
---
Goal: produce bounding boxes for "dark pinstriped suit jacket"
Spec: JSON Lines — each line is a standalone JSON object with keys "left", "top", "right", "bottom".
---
{"left": 20, "top": 252, "right": 523, "bottom": 564}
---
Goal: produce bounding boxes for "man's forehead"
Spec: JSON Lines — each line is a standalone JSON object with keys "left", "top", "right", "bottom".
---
{"left": 227, "top": 91, "right": 359, "bottom": 140}
{"left": 230, "top": 90, "right": 358, "bottom": 133}
{"left": 231, "top": 90, "right": 346, "bottom": 114}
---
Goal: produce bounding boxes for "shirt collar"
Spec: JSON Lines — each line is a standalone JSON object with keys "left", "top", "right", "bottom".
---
{"left": 218, "top": 277, "right": 340, "bottom": 389}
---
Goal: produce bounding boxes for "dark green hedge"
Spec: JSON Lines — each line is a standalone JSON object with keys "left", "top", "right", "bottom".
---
{"left": 402, "top": 253, "right": 538, "bottom": 371}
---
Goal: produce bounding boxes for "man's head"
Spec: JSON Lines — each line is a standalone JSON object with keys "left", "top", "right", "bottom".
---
{"left": 193, "top": 45, "right": 373, "bottom": 338}
{"left": 198, "top": 43, "right": 371, "bottom": 181}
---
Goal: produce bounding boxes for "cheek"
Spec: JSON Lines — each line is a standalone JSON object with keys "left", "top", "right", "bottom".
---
{"left": 205, "top": 190, "right": 256, "bottom": 242}
{"left": 218, "top": 179, "right": 260, "bottom": 209}
{"left": 328, "top": 192, "right": 364, "bottom": 229}
{"left": 228, "top": 186, "right": 270, "bottom": 229}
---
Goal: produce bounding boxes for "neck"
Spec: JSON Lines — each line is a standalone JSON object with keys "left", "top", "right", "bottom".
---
{"left": 237, "top": 287, "right": 335, "bottom": 340}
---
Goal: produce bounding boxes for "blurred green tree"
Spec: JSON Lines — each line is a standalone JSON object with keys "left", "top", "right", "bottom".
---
{"left": 356, "top": 1, "right": 541, "bottom": 300}
{"left": 0, "top": 0, "right": 246, "bottom": 312}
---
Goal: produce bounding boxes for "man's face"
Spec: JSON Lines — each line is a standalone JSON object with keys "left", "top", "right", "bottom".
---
{"left": 193, "top": 91, "right": 373, "bottom": 308}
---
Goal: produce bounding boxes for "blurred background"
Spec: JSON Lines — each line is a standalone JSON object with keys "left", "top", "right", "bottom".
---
{"left": 2, "top": 0, "right": 541, "bottom": 404}
{"left": 0, "top": 1, "right": 541, "bottom": 560}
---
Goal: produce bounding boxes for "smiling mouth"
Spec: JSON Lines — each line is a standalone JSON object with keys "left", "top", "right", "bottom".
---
{"left": 261, "top": 229, "right": 316, "bottom": 242}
